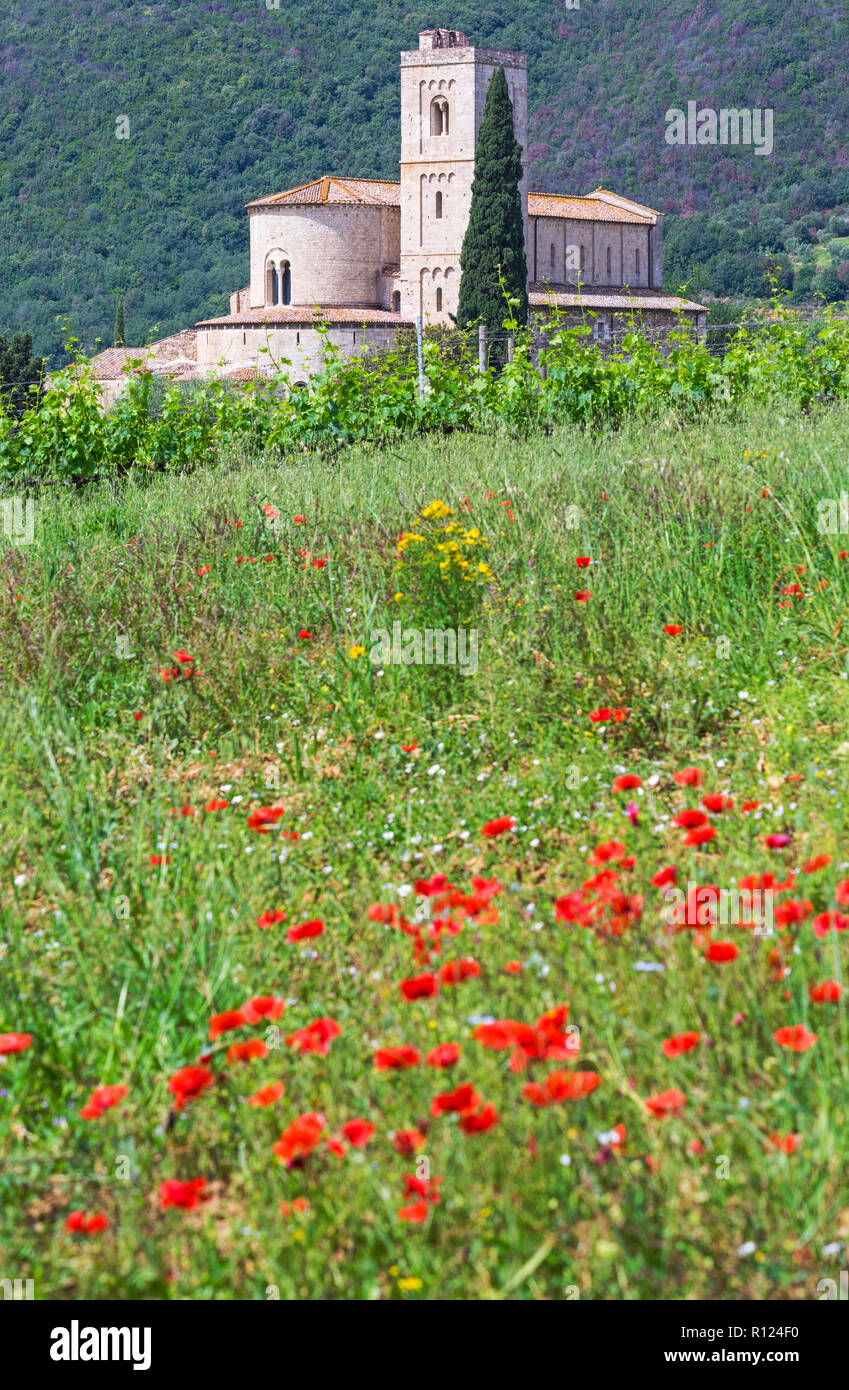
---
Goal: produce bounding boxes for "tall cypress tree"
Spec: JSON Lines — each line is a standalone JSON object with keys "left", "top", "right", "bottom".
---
{"left": 456, "top": 66, "right": 528, "bottom": 341}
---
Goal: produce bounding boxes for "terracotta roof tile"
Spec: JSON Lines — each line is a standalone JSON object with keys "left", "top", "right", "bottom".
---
{"left": 247, "top": 177, "right": 402, "bottom": 209}
{"left": 249, "top": 178, "right": 656, "bottom": 224}
{"left": 529, "top": 288, "right": 706, "bottom": 312}
{"left": 196, "top": 306, "right": 411, "bottom": 327}
{"left": 528, "top": 194, "right": 652, "bottom": 223}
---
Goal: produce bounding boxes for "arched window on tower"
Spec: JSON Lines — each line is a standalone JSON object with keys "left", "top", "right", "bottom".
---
{"left": 280, "top": 261, "right": 291, "bottom": 306}
{"left": 606, "top": 246, "right": 612, "bottom": 279}
{"left": 392, "top": 290, "right": 401, "bottom": 313}
{"left": 436, "top": 287, "right": 443, "bottom": 312}
{"left": 435, "top": 190, "right": 443, "bottom": 219}
{"left": 267, "top": 262, "right": 279, "bottom": 306}
{"left": 430, "top": 98, "right": 449, "bottom": 136}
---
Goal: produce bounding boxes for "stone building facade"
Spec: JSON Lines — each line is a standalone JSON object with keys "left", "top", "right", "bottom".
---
{"left": 89, "top": 26, "right": 704, "bottom": 398}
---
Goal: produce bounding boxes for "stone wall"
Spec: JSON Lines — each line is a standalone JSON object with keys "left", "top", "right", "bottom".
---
{"left": 196, "top": 323, "right": 400, "bottom": 382}
{"left": 248, "top": 205, "right": 400, "bottom": 310}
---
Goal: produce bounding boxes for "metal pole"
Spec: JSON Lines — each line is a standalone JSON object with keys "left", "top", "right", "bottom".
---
{"left": 478, "top": 323, "right": 488, "bottom": 373}
{"left": 416, "top": 315, "right": 425, "bottom": 401}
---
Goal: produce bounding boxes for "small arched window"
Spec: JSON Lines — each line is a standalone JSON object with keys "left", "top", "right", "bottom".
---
{"left": 435, "top": 190, "right": 443, "bottom": 219}
{"left": 606, "top": 246, "right": 612, "bottom": 279}
{"left": 280, "top": 261, "right": 291, "bottom": 306}
{"left": 430, "top": 97, "right": 449, "bottom": 136}
{"left": 635, "top": 248, "right": 641, "bottom": 279}
{"left": 550, "top": 242, "right": 556, "bottom": 273}
{"left": 436, "top": 287, "right": 443, "bottom": 312}
{"left": 392, "top": 290, "right": 401, "bottom": 313}
{"left": 270, "top": 266, "right": 279, "bottom": 305}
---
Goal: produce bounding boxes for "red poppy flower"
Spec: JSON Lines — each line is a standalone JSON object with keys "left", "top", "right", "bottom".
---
{"left": 767, "top": 1133, "right": 800, "bottom": 1154}
{"left": 391, "top": 1128, "right": 426, "bottom": 1156}
{"left": 704, "top": 940, "right": 739, "bottom": 963}
{"left": 809, "top": 981, "right": 842, "bottom": 1003}
{"left": 663, "top": 624, "right": 683, "bottom": 635}
{"left": 651, "top": 865, "right": 678, "bottom": 888}
{"left": 438, "top": 957, "right": 480, "bottom": 985}
{"left": 397, "top": 1201, "right": 430, "bottom": 1223}
{"left": 426, "top": 1042, "right": 461, "bottom": 1068}
{"left": 645, "top": 1088, "right": 687, "bottom": 1118}
{"left": 287, "top": 918, "right": 325, "bottom": 943}
{"left": 374, "top": 1045, "right": 421, "bottom": 1071}
{"left": 256, "top": 908, "right": 287, "bottom": 929}
{"left": 589, "top": 706, "right": 612, "bottom": 723}
{"left": 801, "top": 854, "right": 832, "bottom": 874}
{"left": 272, "top": 1112, "right": 327, "bottom": 1164}
{"left": 279, "top": 1197, "right": 310, "bottom": 1217}
{"left": 504, "top": 960, "right": 523, "bottom": 974}
{"left": 573, "top": 590, "right": 591, "bottom": 602}
{"left": 683, "top": 825, "right": 716, "bottom": 846}
{"left": 400, "top": 973, "right": 439, "bottom": 1001}
{"left": 612, "top": 774, "right": 642, "bottom": 792}
{"left": 431, "top": 1082, "right": 481, "bottom": 1116}
{"left": 246, "top": 805, "right": 286, "bottom": 833}
{"left": 522, "top": 1070, "right": 601, "bottom": 1105}
{"left": 702, "top": 793, "right": 734, "bottom": 814}
{"left": 65, "top": 1211, "right": 109, "bottom": 1234}
{"left": 590, "top": 839, "right": 626, "bottom": 866}
{"left": 412, "top": 878, "right": 451, "bottom": 905}
{"left": 209, "top": 1009, "right": 246, "bottom": 1040}
{"left": 285, "top": 1017, "right": 341, "bottom": 1055}
{"left": 79, "top": 1084, "right": 128, "bottom": 1119}
{"left": 226, "top": 1039, "right": 268, "bottom": 1065}
{"left": 167, "top": 1064, "right": 214, "bottom": 1110}
{"left": 674, "top": 809, "right": 709, "bottom": 830}
{"left": 774, "top": 1024, "right": 817, "bottom": 1052}
{"left": 401, "top": 742, "right": 418, "bottom": 753}
{"left": 459, "top": 1101, "right": 500, "bottom": 1133}
{"left": 241, "top": 995, "right": 285, "bottom": 1023}
{"left": 297, "top": 629, "right": 312, "bottom": 640}
{"left": 248, "top": 1082, "right": 285, "bottom": 1107}
{"left": 765, "top": 833, "right": 792, "bottom": 849}
{"left": 741, "top": 800, "right": 760, "bottom": 812}
{"left": 402, "top": 1172, "right": 443, "bottom": 1203}
{"left": 159, "top": 1177, "right": 208, "bottom": 1210}
{"left": 149, "top": 855, "right": 169, "bottom": 866}
{"left": 481, "top": 815, "right": 516, "bottom": 837}
{"left": 812, "top": 910, "right": 849, "bottom": 939}
{"left": 340, "top": 1118, "right": 375, "bottom": 1148}
{"left": 673, "top": 767, "right": 704, "bottom": 787}
{"left": 205, "top": 798, "right": 229, "bottom": 812}
{"left": 575, "top": 556, "right": 591, "bottom": 567}
{"left": 0, "top": 1032, "right": 32, "bottom": 1055}
{"left": 660, "top": 1031, "right": 700, "bottom": 1058}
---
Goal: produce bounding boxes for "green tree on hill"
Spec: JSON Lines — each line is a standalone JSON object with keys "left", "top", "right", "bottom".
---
{"left": 0, "top": 331, "right": 45, "bottom": 417}
{"left": 457, "top": 65, "right": 528, "bottom": 346}
{"left": 114, "top": 294, "right": 126, "bottom": 348}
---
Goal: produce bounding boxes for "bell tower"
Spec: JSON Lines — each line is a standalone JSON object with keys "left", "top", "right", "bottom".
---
{"left": 399, "top": 28, "right": 528, "bottom": 325}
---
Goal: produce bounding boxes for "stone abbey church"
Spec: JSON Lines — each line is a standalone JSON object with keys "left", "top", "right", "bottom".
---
{"left": 92, "top": 27, "right": 705, "bottom": 402}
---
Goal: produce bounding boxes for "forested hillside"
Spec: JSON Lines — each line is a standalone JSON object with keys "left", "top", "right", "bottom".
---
{"left": 2, "top": 0, "right": 848, "bottom": 363}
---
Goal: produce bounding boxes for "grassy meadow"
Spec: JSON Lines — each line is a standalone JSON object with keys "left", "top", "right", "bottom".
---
{"left": 4, "top": 396, "right": 849, "bottom": 1300}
